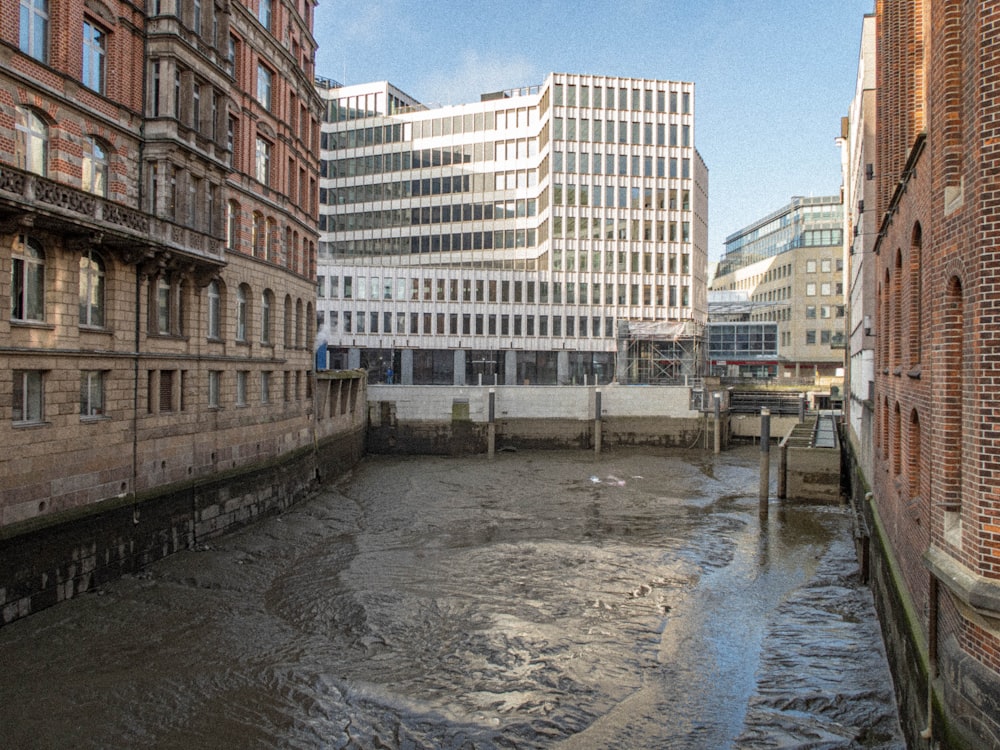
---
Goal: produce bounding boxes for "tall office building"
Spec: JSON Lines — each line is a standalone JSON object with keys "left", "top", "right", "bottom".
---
{"left": 316, "top": 74, "right": 708, "bottom": 385}
{"left": 709, "top": 196, "right": 845, "bottom": 380}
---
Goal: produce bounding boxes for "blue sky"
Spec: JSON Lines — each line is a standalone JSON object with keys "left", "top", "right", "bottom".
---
{"left": 314, "top": 1, "right": 873, "bottom": 261}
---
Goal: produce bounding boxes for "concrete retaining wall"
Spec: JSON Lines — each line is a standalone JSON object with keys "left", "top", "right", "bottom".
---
{"left": 0, "top": 426, "right": 365, "bottom": 627}
{"left": 366, "top": 384, "right": 705, "bottom": 453}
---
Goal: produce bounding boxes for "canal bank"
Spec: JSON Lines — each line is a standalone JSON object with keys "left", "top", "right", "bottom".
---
{"left": 0, "top": 370, "right": 368, "bottom": 628}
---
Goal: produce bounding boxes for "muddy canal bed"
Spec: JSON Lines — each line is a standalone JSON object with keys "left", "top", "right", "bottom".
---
{"left": 0, "top": 448, "right": 903, "bottom": 748}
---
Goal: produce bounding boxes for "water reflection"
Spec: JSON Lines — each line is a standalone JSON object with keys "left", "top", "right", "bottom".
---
{"left": 0, "top": 447, "right": 902, "bottom": 749}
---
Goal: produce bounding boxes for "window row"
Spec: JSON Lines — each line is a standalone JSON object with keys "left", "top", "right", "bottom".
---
{"left": 553, "top": 184, "right": 692, "bottom": 210}
{"left": 552, "top": 118, "right": 690, "bottom": 147}
{"left": 323, "top": 310, "right": 626, "bottom": 339}
{"left": 322, "top": 222, "right": 539, "bottom": 255}
{"left": 11, "top": 366, "right": 312, "bottom": 426}
{"left": 552, "top": 215, "right": 692, "bottom": 244}
{"left": 552, "top": 83, "right": 691, "bottom": 114}
{"left": 225, "top": 201, "right": 315, "bottom": 275}
{"left": 803, "top": 329, "right": 846, "bottom": 346}
{"left": 20, "top": 2, "right": 108, "bottom": 94}
{"left": 9, "top": 235, "right": 312, "bottom": 346}
{"left": 553, "top": 152, "right": 690, "bottom": 179}
{"left": 323, "top": 199, "right": 538, "bottom": 232}
{"left": 804, "top": 281, "right": 844, "bottom": 297}
{"left": 319, "top": 277, "right": 692, "bottom": 309}
{"left": 13, "top": 106, "right": 112, "bottom": 196}
{"left": 804, "top": 257, "right": 844, "bottom": 273}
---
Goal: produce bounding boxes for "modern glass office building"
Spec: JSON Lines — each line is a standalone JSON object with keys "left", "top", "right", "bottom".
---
{"left": 316, "top": 73, "right": 708, "bottom": 385}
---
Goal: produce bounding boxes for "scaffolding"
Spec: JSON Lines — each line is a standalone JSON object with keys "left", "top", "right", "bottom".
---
{"left": 617, "top": 320, "right": 704, "bottom": 385}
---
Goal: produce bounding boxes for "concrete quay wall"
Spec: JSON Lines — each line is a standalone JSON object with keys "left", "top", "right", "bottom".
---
{"left": 366, "top": 384, "right": 706, "bottom": 454}
{"left": 0, "top": 426, "right": 365, "bottom": 629}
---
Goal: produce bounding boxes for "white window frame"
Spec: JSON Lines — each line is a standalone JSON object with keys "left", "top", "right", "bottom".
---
{"left": 13, "top": 370, "right": 44, "bottom": 424}
{"left": 235, "top": 285, "right": 248, "bottom": 341}
{"left": 82, "top": 136, "right": 109, "bottom": 196}
{"left": 15, "top": 106, "right": 47, "bottom": 176}
{"left": 207, "top": 280, "right": 221, "bottom": 339}
{"left": 79, "top": 247, "right": 105, "bottom": 327}
{"left": 12, "top": 234, "right": 45, "bottom": 322}
{"left": 80, "top": 370, "right": 105, "bottom": 418}
{"left": 255, "top": 136, "right": 271, "bottom": 185}
{"left": 256, "top": 63, "right": 272, "bottom": 110}
{"left": 82, "top": 20, "right": 106, "bottom": 94}
{"left": 19, "top": 0, "right": 48, "bottom": 62}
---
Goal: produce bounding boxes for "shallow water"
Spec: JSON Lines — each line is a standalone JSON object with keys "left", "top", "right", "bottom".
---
{"left": 0, "top": 447, "right": 903, "bottom": 749}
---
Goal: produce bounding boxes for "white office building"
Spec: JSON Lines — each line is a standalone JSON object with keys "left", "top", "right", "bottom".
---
{"left": 316, "top": 73, "right": 708, "bottom": 385}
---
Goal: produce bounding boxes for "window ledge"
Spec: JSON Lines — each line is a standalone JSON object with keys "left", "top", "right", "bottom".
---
{"left": 925, "top": 546, "right": 1000, "bottom": 622}
{"left": 80, "top": 415, "right": 110, "bottom": 423}
{"left": 13, "top": 420, "right": 51, "bottom": 429}
{"left": 893, "top": 366, "right": 903, "bottom": 377}
{"left": 907, "top": 366, "right": 921, "bottom": 380}
{"left": 10, "top": 320, "right": 54, "bottom": 331}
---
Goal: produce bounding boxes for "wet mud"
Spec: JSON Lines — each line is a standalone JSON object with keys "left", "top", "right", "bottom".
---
{"left": 0, "top": 447, "right": 903, "bottom": 748}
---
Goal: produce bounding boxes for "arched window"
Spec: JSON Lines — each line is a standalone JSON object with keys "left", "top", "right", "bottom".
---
{"left": 207, "top": 279, "right": 222, "bottom": 339}
{"left": 265, "top": 217, "right": 276, "bottom": 262}
{"left": 283, "top": 294, "right": 292, "bottom": 346}
{"left": 252, "top": 211, "right": 264, "bottom": 257}
{"left": 909, "top": 409, "right": 922, "bottom": 499}
{"left": 295, "top": 298, "right": 303, "bottom": 348}
{"left": 941, "top": 276, "right": 965, "bottom": 543}
{"left": 12, "top": 234, "right": 45, "bottom": 321}
{"left": 15, "top": 106, "right": 47, "bottom": 176}
{"left": 235, "top": 284, "right": 248, "bottom": 341}
{"left": 909, "top": 223, "right": 923, "bottom": 366}
{"left": 82, "top": 136, "right": 109, "bottom": 196}
{"left": 261, "top": 289, "right": 273, "bottom": 344}
{"left": 78, "top": 247, "right": 105, "bottom": 327}
{"left": 892, "top": 250, "right": 902, "bottom": 369}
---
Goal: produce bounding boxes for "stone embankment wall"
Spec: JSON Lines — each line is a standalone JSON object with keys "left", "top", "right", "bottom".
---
{"left": 0, "top": 372, "right": 367, "bottom": 628}
{"left": 366, "top": 384, "right": 708, "bottom": 454}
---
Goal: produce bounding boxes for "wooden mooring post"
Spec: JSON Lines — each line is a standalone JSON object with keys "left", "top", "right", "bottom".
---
{"left": 759, "top": 407, "right": 771, "bottom": 518}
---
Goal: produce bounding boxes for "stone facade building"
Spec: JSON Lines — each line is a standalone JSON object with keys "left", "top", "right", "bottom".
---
{"left": 853, "top": 1, "right": 1000, "bottom": 746}
{"left": 0, "top": 1, "right": 334, "bottom": 532}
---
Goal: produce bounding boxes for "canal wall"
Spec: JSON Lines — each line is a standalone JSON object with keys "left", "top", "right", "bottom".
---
{"left": 845, "top": 441, "right": 993, "bottom": 749}
{"left": 365, "top": 384, "right": 709, "bottom": 454}
{"left": 0, "top": 374, "right": 368, "bottom": 629}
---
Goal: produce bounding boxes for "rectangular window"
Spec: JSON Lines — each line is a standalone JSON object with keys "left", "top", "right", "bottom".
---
{"left": 806, "top": 330, "right": 816, "bottom": 345}
{"left": 13, "top": 370, "right": 44, "bottom": 424}
{"left": 19, "top": 0, "right": 48, "bottom": 62}
{"left": 261, "top": 371, "right": 271, "bottom": 403}
{"left": 208, "top": 370, "right": 221, "bottom": 408}
{"left": 80, "top": 370, "right": 104, "bottom": 418}
{"left": 236, "top": 371, "right": 248, "bottom": 405}
{"left": 256, "top": 64, "right": 272, "bottom": 110}
{"left": 82, "top": 20, "right": 106, "bottom": 93}
{"left": 805, "top": 282, "right": 817, "bottom": 296}
{"left": 257, "top": 0, "right": 272, "bottom": 29}
{"left": 255, "top": 136, "right": 271, "bottom": 185}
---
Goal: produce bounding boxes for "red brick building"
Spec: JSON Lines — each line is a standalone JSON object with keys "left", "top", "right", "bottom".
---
{"left": 0, "top": 2, "right": 359, "bottom": 623}
{"left": 866, "top": 1, "right": 1000, "bottom": 746}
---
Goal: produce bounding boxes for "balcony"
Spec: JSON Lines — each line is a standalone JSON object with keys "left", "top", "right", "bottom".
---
{"left": 0, "top": 164, "right": 224, "bottom": 274}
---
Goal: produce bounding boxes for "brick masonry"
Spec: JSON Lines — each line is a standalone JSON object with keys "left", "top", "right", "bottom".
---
{"left": 868, "top": 1, "right": 1000, "bottom": 747}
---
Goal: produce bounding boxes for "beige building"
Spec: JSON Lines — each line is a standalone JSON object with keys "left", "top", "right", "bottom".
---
{"left": 710, "top": 196, "right": 845, "bottom": 381}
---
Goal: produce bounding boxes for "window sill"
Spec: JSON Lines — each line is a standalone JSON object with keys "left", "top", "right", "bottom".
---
{"left": 80, "top": 415, "right": 110, "bottom": 423}
{"left": 925, "top": 546, "right": 1000, "bottom": 622}
{"left": 10, "top": 320, "right": 54, "bottom": 331}
{"left": 13, "top": 420, "right": 50, "bottom": 429}
{"left": 907, "top": 366, "right": 921, "bottom": 380}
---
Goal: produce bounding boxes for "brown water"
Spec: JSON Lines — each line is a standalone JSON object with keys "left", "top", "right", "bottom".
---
{"left": 0, "top": 447, "right": 903, "bottom": 749}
